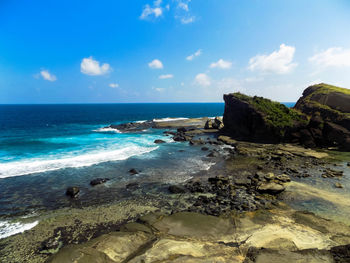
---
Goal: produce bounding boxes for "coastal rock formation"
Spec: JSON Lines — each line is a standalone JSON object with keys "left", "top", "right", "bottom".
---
{"left": 222, "top": 92, "right": 307, "bottom": 143}
{"left": 223, "top": 83, "right": 350, "bottom": 150}
{"left": 294, "top": 83, "right": 350, "bottom": 150}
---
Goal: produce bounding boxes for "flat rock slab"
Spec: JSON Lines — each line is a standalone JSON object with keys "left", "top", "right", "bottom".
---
{"left": 129, "top": 238, "right": 241, "bottom": 263}
{"left": 152, "top": 212, "right": 235, "bottom": 241}
{"left": 245, "top": 247, "right": 333, "bottom": 263}
{"left": 49, "top": 231, "right": 154, "bottom": 263}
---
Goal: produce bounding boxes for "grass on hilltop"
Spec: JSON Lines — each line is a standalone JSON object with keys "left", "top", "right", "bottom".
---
{"left": 233, "top": 92, "right": 307, "bottom": 129}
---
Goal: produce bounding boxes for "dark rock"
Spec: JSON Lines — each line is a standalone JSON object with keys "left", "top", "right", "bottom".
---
{"left": 66, "top": 187, "right": 80, "bottom": 198}
{"left": 154, "top": 139, "right": 166, "bottom": 144}
{"left": 330, "top": 244, "right": 350, "bottom": 262}
{"left": 129, "top": 168, "right": 139, "bottom": 175}
{"left": 201, "top": 146, "right": 209, "bottom": 151}
{"left": 189, "top": 139, "right": 204, "bottom": 145}
{"left": 126, "top": 182, "right": 139, "bottom": 189}
{"left": 173, "top": 135, "right": 191, "bottom": 142}
{"left": 109, "top": 120, "right": 154, "bottom": 132}
{"left": 168, "top": 185, "right": 187, "bottom": 194}
{"left": 90, "top": 178, "right": 109, "bottom": 186}
{"left": 204, "top": 119, "right": 213, "bottom": 129}
{"left": 207, "top": 151, "right": 219, "bottom": 157}
{"left": 177, "top": 127, "right": 187, "bottom": 133}
{"left": 212, "top": 117, "right": 224, "bottom": 129}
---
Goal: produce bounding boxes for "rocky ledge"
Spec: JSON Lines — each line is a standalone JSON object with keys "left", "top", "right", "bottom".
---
{"left": 223, "top": 83, "right": 350, "bottom": 151}
{"left": 50, "top": 209, "right": 350, "bottom": 263}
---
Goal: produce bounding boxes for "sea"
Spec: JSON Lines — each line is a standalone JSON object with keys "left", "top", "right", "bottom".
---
{"left": 0, "top": 102, "right": 295, "bottom": 239}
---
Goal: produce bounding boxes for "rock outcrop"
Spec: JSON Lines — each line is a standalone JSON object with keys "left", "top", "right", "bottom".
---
{"left": 223, "top": 92, "right": 307, "bottom": 143}
{"left": 294, "top": 83, "right": 350, "bottom": 150}
{"left": 223, "top": 83, "right": 350, "bottom": 150}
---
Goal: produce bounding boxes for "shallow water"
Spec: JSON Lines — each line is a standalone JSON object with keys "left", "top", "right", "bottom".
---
{"left": 284, "top": 156, "right": 350, "bottom": 226}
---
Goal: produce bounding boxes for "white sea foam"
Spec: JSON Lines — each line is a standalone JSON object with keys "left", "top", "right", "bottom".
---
{"left": 93, "top": 127, "right": 121, "bottom": 133}
{"left": 153, "top": 117, "right": 189, "bottom": 122}
{"left": 135, "top": 120, "right": 147, "bottom": 123}
{"left": 0, "top": 220, "right": 38, "bottom": 239}
{"left": 0, "top": 145, "right": 158, "bottom": 178}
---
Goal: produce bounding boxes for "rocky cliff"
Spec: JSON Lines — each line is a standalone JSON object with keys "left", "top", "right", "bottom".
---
{"left": 223, "top": 83, "right": 350, "bottom": 151}
{"left": 223, "top": 92, "right": 307, "bottom": 143}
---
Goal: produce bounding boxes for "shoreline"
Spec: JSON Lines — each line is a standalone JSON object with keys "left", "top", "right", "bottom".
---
{"left": 1, "top": 117, "right": 350, "bottom": 262}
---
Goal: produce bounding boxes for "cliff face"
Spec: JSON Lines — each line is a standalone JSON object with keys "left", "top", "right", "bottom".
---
{"left": 223, "top": 93, "right": 307, "bottom": 143}
{"left": 223, "top": 83, "right": 350, "bottom": 151}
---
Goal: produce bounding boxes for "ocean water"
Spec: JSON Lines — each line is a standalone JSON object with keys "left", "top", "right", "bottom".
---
{"left": 0, "top": 102, "right": 294, "bottom": 238}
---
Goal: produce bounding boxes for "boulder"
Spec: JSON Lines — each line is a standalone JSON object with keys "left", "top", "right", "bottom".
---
{"left": 204, "top": 119, "right": 213, "bottom": 129}
{"left": 168, "top": 185, "right": 187, "bottom": 194}
{"left": 335, "top": 182, "right": 343, "bottom": 189}
{"left": 212, "top": 117, "right": 224, "bottom": 129}
{"left": 257, "top": 182, "right": 285, "bottom": 194}
{"left": 129, "top": 168, "right": 139, "bottom": 175}
{"left": 154, "top": 139, "right": 166, "bottom": 144}
{"left": 66, "top": 187, "right": 80, "bottom": 198}
{"left": 90, "top": 178, "right": 109, "bottom": 186}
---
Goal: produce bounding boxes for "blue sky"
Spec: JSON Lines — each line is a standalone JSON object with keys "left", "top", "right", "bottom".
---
{"left": 1, "top": 0, "right": 350, "bottom": 103}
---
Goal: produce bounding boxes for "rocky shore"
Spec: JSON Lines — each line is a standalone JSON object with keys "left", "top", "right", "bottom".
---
{"left": 1, "top": 83, "right": 350, "bottom": 263}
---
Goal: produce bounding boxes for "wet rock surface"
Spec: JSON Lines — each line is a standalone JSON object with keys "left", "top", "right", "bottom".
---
{"left": 90, "top": 178, "right": 110, "bottom": 186}
{"left": 65, "top": 187, "right": 80, "bottom": 198}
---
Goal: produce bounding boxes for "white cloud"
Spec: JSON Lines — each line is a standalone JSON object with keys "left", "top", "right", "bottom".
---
{"left": 244, "top": 77, "right": 263, "bottom": 83}
{"left": 210, "top": 59, "right": 232, "bottom": 69}
{"left": 140, "top": 0, "right": 163, "bottom": 20}
{"left": 40, "top": 70, "right": 57, "bottom": 82}
{"left": 159, "top": 74, "right": 173, "bottom": 79}
{"left": 109, "top": 83, "right": 119, "bottom": 88}
{"left": 186, "top": 49, "right": 201, "bottom": 61}
{"left": 180, "top": 16, "right": 195, "bottom": 24}
{"left": 148, "top": 59, "right": 163, "bottom": 69}
{"left": 81, "top": 57, "right": 111, "bottom": 76}
{"left": 248, "top": 44, "right": 297, "bottom": 74}
{"left": 175, "top": 0, "right": 195, "bottom": 24}
{"left": 195, "top": 73, "right": 211, "bottom": 87}
{"left": 178, "top": 1, "right": 189, "bottom": 11}
{"left": 217, "top": 78, "right": 242, "bottom": 93}
{"left": 152, "top": 87, "right": 165, "bottom": 92}
{"left": 309, "top": 47, "right": 350, "bottom": 68}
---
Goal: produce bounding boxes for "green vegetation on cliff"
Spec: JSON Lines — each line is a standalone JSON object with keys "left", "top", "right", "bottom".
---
{"left": 307, "top": 83, "right": 350, "bottom": 96}
{"left": 296, "top": 83, "right": 350, "bottom": 117}
{"left": 233, "top": 92, "right": 307, "bottom": 129}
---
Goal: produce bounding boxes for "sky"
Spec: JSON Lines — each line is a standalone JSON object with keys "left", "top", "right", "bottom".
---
{"left": 1, "top": 0, "right": 350, "bottom": 103}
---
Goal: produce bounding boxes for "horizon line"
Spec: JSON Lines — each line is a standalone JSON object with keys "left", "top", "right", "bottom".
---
{"left": 0, "top": 101, "right": 296, "bottom": 105}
